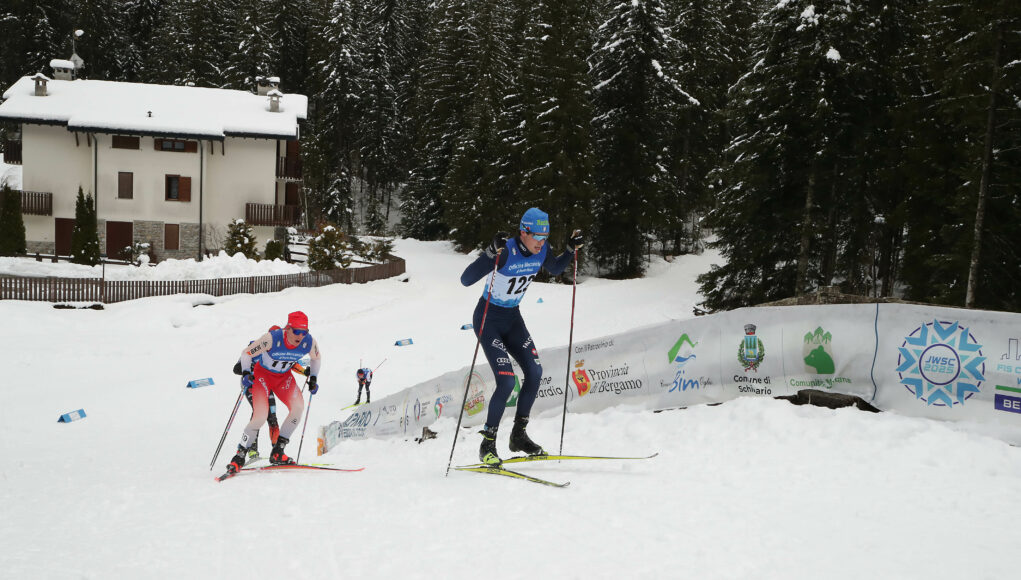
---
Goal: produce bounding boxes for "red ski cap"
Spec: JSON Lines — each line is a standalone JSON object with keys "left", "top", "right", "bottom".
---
{"left": 287, "top": 311, "right": 309, "bottom": 330}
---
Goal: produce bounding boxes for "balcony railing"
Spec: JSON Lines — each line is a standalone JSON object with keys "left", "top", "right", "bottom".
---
{"left": 2, "top": 139, "right": 22, "bottom": 164}
{"left": 0, "top": 189, "right": 51, "bottom": 216}
{"left": 246, "top": 202, "right": 300, "bottom": 227}
{"left": 276, "top": 157, "right": 302, "bottom": 181}
{"left": 21, "top": 191, "right": 53, "bottom": 215}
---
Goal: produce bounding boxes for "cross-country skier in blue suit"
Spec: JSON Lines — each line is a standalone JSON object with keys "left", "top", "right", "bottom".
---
{"left": 460, "top": 207, "right": 584, "bottom": 465}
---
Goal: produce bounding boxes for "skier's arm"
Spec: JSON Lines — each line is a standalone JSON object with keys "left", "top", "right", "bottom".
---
{"left": 239, "top": 332, "right": 273, "bottom": 372}
{"left": 307, "top": 338, "right": 322, "bottom": 377}
{"left": 460, "top": 251, "right": 506, "bottom": 286}
{"left": 542, "top": 248, "right": 574, "bottom": 276}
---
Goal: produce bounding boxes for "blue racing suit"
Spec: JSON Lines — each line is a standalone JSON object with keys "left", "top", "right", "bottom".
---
{"left": 460, "top": 236, "right": 574, "bottom": 428}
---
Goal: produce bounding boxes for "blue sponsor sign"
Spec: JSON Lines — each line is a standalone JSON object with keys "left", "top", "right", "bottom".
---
{"left": 994, "top": 392, "right": 1021, "bottom": 414}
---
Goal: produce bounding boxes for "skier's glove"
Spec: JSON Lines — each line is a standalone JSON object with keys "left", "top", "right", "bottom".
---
{"left": 303, "top": 365, "right": 311, "bottom": 377}
{"left": 567, "top": 230, "right": 584, "bottom": 252}
{"left": 233, "top": 361, "right": 244, "bottom": 375}
{"left": 241, "top": 371, "right": 253, "bottom": 391}
{"left": 308, "top": 375, "right": 319, "bottom": 395}
{"left": 485, "top": 232, "right": 510, "bottom": 259}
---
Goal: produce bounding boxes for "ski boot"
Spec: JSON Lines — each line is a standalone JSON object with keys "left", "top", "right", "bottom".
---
{"left": 270, "top": 436, "right": 296, "bottom": 465}
{"left": 246, "top": 440, "right": 260, "bottom": 464}
{"left": 479, "top": 425, "right": 501, "bottom": 465}
{"left": 226, "top": 446, "right": 248, "bottom": 474}
{"left": 508, "top": 417, "right": 547, "bottom": 456}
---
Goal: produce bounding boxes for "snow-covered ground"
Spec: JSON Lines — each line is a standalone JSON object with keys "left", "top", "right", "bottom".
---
{"left": 2, "top": 239, "right": 1018, "bottom": 579}
{"left": 0, "top": 250, "right": 306, "bottom": 280}
{"left": 1, "top": 152, "right": 21, "bottom": 189}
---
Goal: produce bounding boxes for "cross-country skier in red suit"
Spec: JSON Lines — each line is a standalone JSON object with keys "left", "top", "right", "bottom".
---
{"left": 225, "top": 311, "right": 322, "bottom": 474}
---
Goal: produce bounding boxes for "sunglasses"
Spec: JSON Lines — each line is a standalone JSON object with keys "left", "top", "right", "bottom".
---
{"left": 525, "top": 229, "right": 548, "bottom": 241}
{"left": 289, "top": 327, "right": 308, "bottom": 337}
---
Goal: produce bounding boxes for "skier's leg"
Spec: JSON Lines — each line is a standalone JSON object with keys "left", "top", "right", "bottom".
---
{"left": 505, "top": 317, "right": 546, "bottom": 455}
{"left": 271, "top": 373, "right": 305, "bottom": 442}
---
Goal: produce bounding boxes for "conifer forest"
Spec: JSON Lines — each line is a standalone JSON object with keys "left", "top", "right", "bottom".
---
{"left": 0, "top": 0, "right": 1018, "bottom": 312}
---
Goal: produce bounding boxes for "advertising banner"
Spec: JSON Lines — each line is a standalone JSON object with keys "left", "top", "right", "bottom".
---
{"left": 321, "top": 303, "right": 1021, "bottom": 452}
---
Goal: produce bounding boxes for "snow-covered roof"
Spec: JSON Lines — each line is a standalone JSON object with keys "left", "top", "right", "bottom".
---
{"left": 49, "top": 59, "right": 75, "bottom": 70}
{"left": 0, "top": 77, "right": 308, "bottom": 141}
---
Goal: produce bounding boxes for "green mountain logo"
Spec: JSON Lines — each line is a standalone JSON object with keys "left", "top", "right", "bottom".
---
{"left": 669, "top": 333, "right": 699, "bottom": 363}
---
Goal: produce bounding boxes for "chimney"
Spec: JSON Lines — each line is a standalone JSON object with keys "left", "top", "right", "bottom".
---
{"left": 267, "top": 89, "right": 282, "bottom": 113}
{"left": 32, "top": 73, "right": 50, "bottom": 96}
{"left": 50, "top": 59, "right": 75, "bottom": 81}
{"left": 256, "top": 76, "right": 280, "bottom": 96}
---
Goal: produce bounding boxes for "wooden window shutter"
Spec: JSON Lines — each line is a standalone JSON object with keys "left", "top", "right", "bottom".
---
{"left": 118, "top": 172, "right": 133, "bottom": 199}
{"left": 179, "top": 177, "right": 192, "bottom": 202}
{"left": 184, "top": 141, "right": 198, "bottom": 153}
{"left": 154, "top": 138, "right": 163, "bottom": 151}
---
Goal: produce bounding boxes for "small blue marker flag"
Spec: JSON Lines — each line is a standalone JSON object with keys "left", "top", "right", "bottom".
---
{"left": 187, "top": 378, "right": 215, "bottom": 389}
{"left": 58, "top": 409, "right": 86, "bottom": 423}
{"left": 461, "top": 324, "right": 473, "bottom": 330}
{"left": 395, "top": 338, "right": 414, "bottom": 346}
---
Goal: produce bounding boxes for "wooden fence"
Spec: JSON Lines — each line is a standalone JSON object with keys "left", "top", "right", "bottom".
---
{"left": 0, "top": 257, "right": 405, "bottom": 304}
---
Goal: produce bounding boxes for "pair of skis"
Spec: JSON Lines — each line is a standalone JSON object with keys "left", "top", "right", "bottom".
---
{"left": 217, "top": 453, "right": 656, "bottom": 486}
{"left": 216, "top": 462, "right": 364, "bottom": 482}
{"left": 452, "top": 452, "right": 658, "bottom": 488}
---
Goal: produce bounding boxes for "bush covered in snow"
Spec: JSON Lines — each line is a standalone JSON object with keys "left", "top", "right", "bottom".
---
{"left": 307, "top": 226, "right": 352, "bottom": 270}
{"left": 223, "top": 219, "right": 258, "bottom": 260}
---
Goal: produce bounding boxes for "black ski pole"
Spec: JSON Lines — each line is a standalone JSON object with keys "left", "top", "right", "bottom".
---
{"left": 210, "top": 391, "right": 245, "bottom": 470}
{"left": 445, "top": 252, "right": 502, "bottom": 476}
{"left": 558, "top": 247, "right": 579, "bottom": 455}
{"left": 296, "top": 376, "right": 312, "bottom": 463}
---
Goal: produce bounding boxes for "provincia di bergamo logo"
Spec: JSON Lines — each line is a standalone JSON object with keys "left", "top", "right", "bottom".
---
{"left": 896, "top": 319, "right": 987, "bottom": 407}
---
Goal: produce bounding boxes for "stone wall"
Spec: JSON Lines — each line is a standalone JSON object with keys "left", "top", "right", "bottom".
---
{"left": 26, "top": 240, "right": 53, "bottom": 254}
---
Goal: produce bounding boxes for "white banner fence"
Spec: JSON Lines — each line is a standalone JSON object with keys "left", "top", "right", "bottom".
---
{"left": 320, "top": 303, "right": 1021, "bottom": 452}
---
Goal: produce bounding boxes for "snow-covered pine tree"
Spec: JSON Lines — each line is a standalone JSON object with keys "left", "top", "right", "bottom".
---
{"left": 70, "top": 187, "right": 101, "bottom": 265}
{"left": 122, "top": 0, "right": 168, "bottom": 83}
{"left": 305, "top": 0, "right": 365, "bottom": 231}
{"left": 355, "top": 0, "right": 415, "bottom": 234}
{"left": 661, "top": 0, "right": 749, "bottom": 256}
{"left": 65, "top": 0, "right": 131, "bottom": 80}
{"left": 903, "top": 0, "right": 1021, "bottom": 311}
{"left": 438, "top": 0, "right": 516, "bottom": 250}
{"left": 0, "top": 0, "right": 61, "bottom": 89}
{"left": 509, "top": 0, "right": 596, "bottom": 258}
{"left": 401, "top": 0, "right": 479, "bottom": 240}
{"left": 223, "top": 0, "right": 279, "bottom": 91}
{"left": 589, "top": 0, "right": 696, "bottom": 277}
{"left": 267, "top": 0, "right": 314, "bottom": 96}
{"left": 223, "top": 218, "right": 258, "bottom": 259}
{"left": 177, "top": 0, "right": 234, "bottom": 87}
{"left": 700, "top": 0, "right": 921, "bottom": 310}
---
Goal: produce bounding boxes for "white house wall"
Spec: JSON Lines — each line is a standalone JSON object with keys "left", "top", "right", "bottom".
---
{"left": 22, "top": 123, "right": 92, "bottom": 223}
{"left": 205, "top": 137, "right": 277, "bottom": 236}
{"left": 98, "top": 135, "right": 201, "bottom": 225}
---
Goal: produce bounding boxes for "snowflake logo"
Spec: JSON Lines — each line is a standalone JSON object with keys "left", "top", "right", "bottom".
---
{"left": 897, "top": 320, "right": 986, "bottom": 407}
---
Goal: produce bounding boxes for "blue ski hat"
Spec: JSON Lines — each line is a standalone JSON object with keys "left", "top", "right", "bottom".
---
{"left": 519, "top": 207, "right": 550, "bottom": 236}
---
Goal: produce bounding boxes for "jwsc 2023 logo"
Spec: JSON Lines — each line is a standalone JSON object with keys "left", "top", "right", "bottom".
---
{"left": 896, "top": 320, "right": 986, "bottom": 407}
